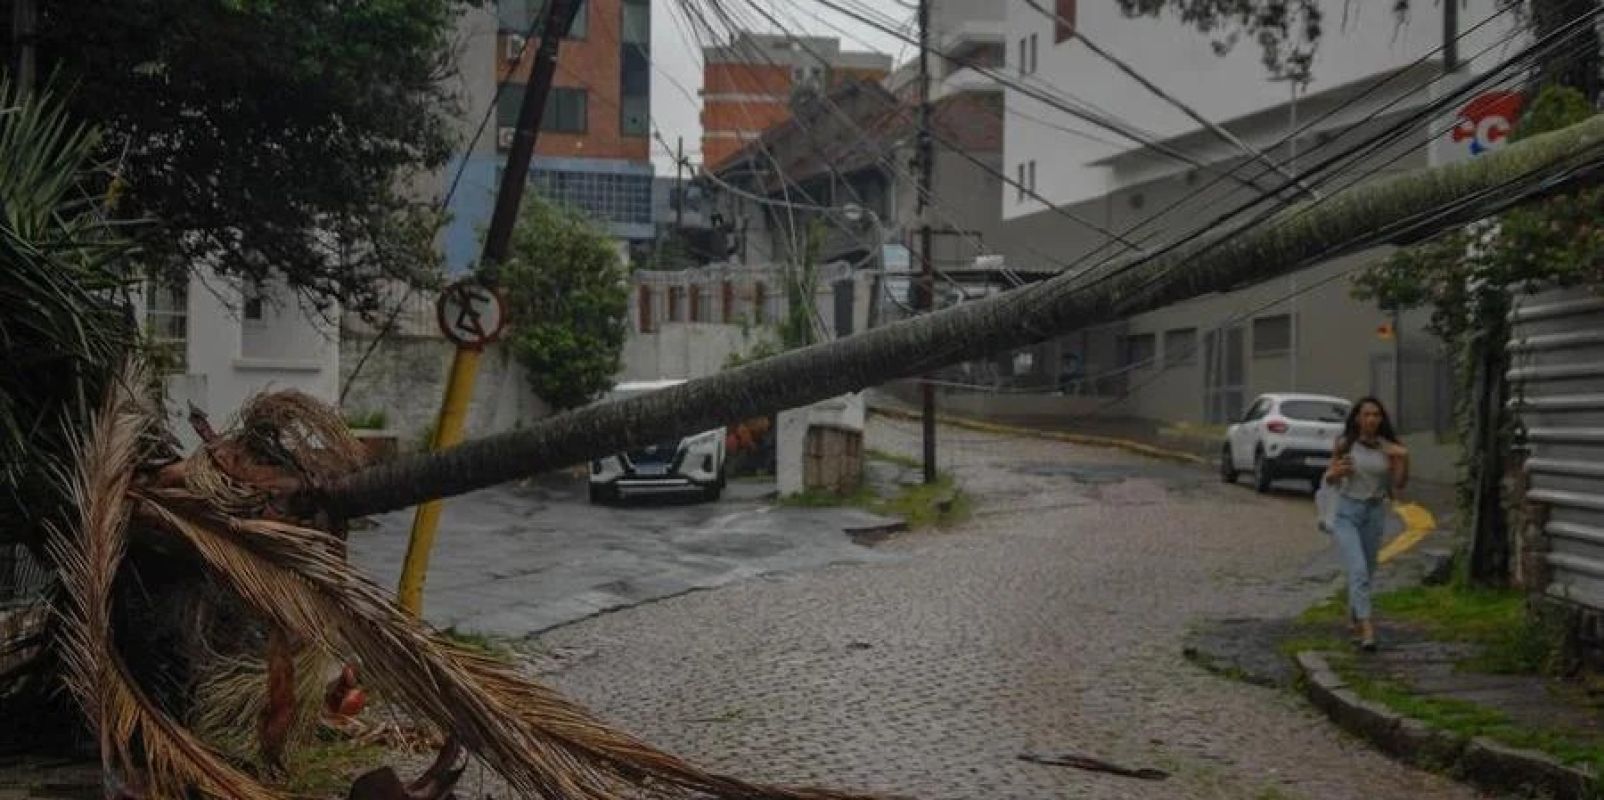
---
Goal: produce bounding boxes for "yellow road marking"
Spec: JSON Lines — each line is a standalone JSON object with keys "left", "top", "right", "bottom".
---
{"left": 1379, "top": 501, "right": 1436, "bottom": 564}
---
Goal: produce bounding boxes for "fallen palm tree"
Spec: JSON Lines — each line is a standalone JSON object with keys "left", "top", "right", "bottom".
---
{"left": 14, "top": 43, "right": 1604, "bottom": 799}
{"left": 50, "top": 367, "right": 889, "bottom": 800}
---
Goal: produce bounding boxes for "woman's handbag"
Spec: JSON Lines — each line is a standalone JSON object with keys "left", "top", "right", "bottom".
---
{"left": 1315, "top": 483, "right": 1341, "bottom": 534}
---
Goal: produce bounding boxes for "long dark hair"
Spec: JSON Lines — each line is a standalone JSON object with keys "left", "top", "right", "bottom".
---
{"left": 1339, "top": 396, "right": 1398, "bottom": 452}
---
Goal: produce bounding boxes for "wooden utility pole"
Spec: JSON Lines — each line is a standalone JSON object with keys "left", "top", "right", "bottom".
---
{"left": 916, "top": 0, "right": 937, "bottom": 484}
{"left": 675, "top": 136, "right": 686, "bottom": 230}
{"left": 398, "top": 0, "right": 581, "bottom": 615}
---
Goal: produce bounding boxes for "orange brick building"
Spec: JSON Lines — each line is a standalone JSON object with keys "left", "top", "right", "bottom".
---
{"left": 700, "top": 33, "right": 892, "bottom": 170}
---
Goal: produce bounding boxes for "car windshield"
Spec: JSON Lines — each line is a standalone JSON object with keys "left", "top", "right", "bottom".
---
{"left": 1280, "top": 400, "right": 1349, "bottom": 423}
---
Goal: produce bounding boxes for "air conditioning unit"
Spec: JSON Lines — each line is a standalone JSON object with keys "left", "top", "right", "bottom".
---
{"left": 504, "top": 34, "right": 527, "bottom": 62}
{"left": 497, "top": 127, "right": 516, "bottom": 150}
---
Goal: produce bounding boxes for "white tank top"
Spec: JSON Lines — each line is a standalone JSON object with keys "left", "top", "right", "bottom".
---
{"left": 1342, "top": 440, "right": 1391, "bottom": 501}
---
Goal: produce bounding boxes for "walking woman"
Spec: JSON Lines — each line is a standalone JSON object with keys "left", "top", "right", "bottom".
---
{"left": 1324, "top": 397, "right": 1409, "bottom": 651}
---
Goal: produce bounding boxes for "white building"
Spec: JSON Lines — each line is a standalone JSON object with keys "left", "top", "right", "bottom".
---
{"left": 1001, "top": 1, "right": 1516, "bottom": 224}
{"left": 147, "top": 270, "right": 340, "bottom": 451}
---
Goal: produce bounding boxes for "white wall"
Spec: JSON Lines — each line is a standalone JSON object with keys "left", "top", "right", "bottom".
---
{"left": 1002, "top": 0, "right": 1516, "bottom": 219}
{"left": 620, "top": 322, "right": 762, "bottom": 382}
{"left": 164, "top": 269, "right": 340, "bottom": 451}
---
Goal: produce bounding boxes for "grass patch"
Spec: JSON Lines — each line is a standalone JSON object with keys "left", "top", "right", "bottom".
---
{"left": 777, "top": 485, "right": 877, "bottom": 508}
{"left": 873, "top": 473, "right": 970, "bottom": 530}
{"left": 1332, "top": 657, "right": 1604, "bottom": 771}
{"left": 285, "top": 736, "right": 387, "bottom": 796}
{"left": 440, "top": 627, "right": 514, "bottom": 660}
{"left": 1297, "top": 585, "right": 1563, "bottom": 675}
{"left": 777, "top": 472, "right": 970, "bottom": 530}
{"left": 865, "top": 448, "right": 921, "bottom": 469}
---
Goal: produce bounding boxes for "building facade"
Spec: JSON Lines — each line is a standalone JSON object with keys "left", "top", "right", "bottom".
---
{"left": 440, "top": 0, "right": 654, "bottom": 273}
{"left": 978, "top": 0, "right": 1521, "bottom": 447}
{"left": 700, "top": 33, "right": 892, "bottom": 170}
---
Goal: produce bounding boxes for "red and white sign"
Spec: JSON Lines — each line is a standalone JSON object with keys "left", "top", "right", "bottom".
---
{"left": 1449, "top": 91, "right": 1525, "bottom": 157}
{"left": 436, "top": 280, "right": 507, "bottom": 348}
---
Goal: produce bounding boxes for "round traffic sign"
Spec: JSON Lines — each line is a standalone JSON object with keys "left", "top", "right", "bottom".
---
{"left": 436, "top": 280, "right": 508, "bottom": 348}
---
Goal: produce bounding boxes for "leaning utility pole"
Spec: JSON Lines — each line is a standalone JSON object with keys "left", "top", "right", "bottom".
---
{"left": 916, "top": 0, "right": 937, "bottom": 484}
{"left": 398, "top": 0, "right": 582, "bottom": 615}
{"left": 675, "top": 136, "right": 686, "bottom": 230}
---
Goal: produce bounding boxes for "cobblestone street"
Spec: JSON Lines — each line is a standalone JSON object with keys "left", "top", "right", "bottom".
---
{"left": 527, "top": 418, "right": 1486, "bottom": 800}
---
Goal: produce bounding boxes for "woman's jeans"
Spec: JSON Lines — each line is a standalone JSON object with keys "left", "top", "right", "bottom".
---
{"left": 1332, "top": 495, "right": 1387, "bottom": 621}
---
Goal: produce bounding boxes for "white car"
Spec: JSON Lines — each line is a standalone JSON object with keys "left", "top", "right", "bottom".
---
{"left": 1221, "top": 393, "right": 1351, "bottom": 494}
{"left": 588, "top": 380, "right": 727, "bottom": 503}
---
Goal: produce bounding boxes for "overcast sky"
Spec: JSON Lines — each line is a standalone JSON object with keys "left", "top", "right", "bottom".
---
{"left": 647, "top": 0, "right": 916, "bottom": 173}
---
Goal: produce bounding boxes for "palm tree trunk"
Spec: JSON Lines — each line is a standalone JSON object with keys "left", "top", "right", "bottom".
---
{"left": 321, "top": 114, "right": 1604, "bottom": 520}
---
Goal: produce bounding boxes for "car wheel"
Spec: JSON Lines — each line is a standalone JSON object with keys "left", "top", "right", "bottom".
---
{"left": 1219, "top": 445, "right": 1238, "bottom": 484}
{"left": 1309, "top": 477, "right": 1323, "bottom": 495}
{"left": 588, "top": 483, "right": 616, "bottom": 504}
{"left": 702, "top": 484, "right": 723, "bottom": 502}
{"left": 1254, "top": 450, "right": 1274, "bottom": 493}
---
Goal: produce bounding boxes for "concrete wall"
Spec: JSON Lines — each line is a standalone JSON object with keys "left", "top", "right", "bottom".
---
{"left": 620, "top": 322, "right": 762, "bottom": 382}
{"left": 338, "top": 332, "right": 551, "bottom": 451}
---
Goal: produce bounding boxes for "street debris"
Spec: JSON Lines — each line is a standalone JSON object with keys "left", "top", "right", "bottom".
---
{"left": 1017, "top": 752, "right": 1170, "bottom": 780}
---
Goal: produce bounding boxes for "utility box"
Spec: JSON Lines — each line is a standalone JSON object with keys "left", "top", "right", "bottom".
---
{"left": 777, "top": 392, "right": 866, "bottom": 496}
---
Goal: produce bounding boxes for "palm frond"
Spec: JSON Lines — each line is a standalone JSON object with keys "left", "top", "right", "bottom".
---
{"left": 47, "top": 364, "right": 285, "bottom": 800}
{"left": 138, "top": 493, "right": 888, "bottom": 800}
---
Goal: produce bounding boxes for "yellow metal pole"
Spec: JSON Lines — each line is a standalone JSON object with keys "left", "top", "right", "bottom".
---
{"left": 397, "top": 345, "right": 482, "bottom": 615}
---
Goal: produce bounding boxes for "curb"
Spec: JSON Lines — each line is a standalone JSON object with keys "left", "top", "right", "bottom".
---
{"left": 1295, "top": 651, "right": 1598, "bottom": 799}
{"left": 867, "top": 404, "right": 1208, "bottom": 466}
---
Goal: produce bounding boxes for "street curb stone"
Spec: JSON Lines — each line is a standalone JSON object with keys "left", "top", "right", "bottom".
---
{"left": 1295, "top": 651, "right": 1599, "bottom": 800}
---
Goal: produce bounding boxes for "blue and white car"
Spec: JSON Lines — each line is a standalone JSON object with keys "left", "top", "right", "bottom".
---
{"left": 589, "top": 380, "right": 727, "bottom": 503}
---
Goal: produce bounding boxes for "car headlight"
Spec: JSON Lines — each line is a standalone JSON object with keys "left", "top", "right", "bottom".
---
{"left": 684, "top": 429, "right": 722, "bottom": 450}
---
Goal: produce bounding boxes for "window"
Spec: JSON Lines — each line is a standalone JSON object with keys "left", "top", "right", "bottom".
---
{"left": 145, "top": 280, "right": 188, "bottom": 373}
{"left": 1281, "top": 400, "right": 1350, "bottom": 423}
{"left": 1055, "top": 0, "right": 1077, "bottom": 42}
{"left": 638, "top": 286, "right": 655, "bottom": 333}
{"left": 690, "top": 285, "right": 709, "bottom": 322}
{"left": 1016, "top": 163, "right": 1026, "bottom": 202}
{"left": 1243, "top": 397, "right": 1273, "bottom": 423}
{"left": 1163, "top": 327, "right": 1197, "bottom": 367}
{"left": 668, "top": 286, "right": 685, "bottom": 322}
{"left": 1029, "top": 33, "right": 1039, "bottom": 74}
{"left": 1120, "top": 333, "right": 1156, "bottom": 368}
{"left": 620, "top": 0, "right": 649, "bottom": 44}
{"left": 529, "top": 166, "right": 652, "bottom": 225}
{"left": 242, "top": 287, "right": 265, "bottom": 323}
{"left": 753, "top": 282, "right": 767, "bottom": 324}
{"left": 721, "top": 281, "right": 735, "bottom": 322}
{"left": 620, "top": 94, "right": 649, "bottom": 137}
{"left": 498, "top": 86, "right": 586, "bottom": 134}
{"left": 1027, "top": 160, "right": 1037, "bottom": 194}
{"left": 1253, "top": 313, "right": 1293, "bottom": 357}
{"left": 499, "top": 0, "right": 588, "bottom": 38}
{"left": 1018, "top": 37, "right": 1028, "bottom": 75}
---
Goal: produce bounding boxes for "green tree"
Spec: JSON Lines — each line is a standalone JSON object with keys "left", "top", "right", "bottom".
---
{"left": 23, "top": 0, "right": 469, "bottom": 313}
{"left": 487, "top": 198, "right": 630, "bottom": 411}
{"left": 0, "top": 78, "right": 134, "bottom": 555}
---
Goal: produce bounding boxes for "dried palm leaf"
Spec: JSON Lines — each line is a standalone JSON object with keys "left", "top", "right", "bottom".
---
{"left": 139, "top": 494, "right": 889, "bottom": 800}
{"left": 48, "top": 368, "right": 287, "bottom": 800}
